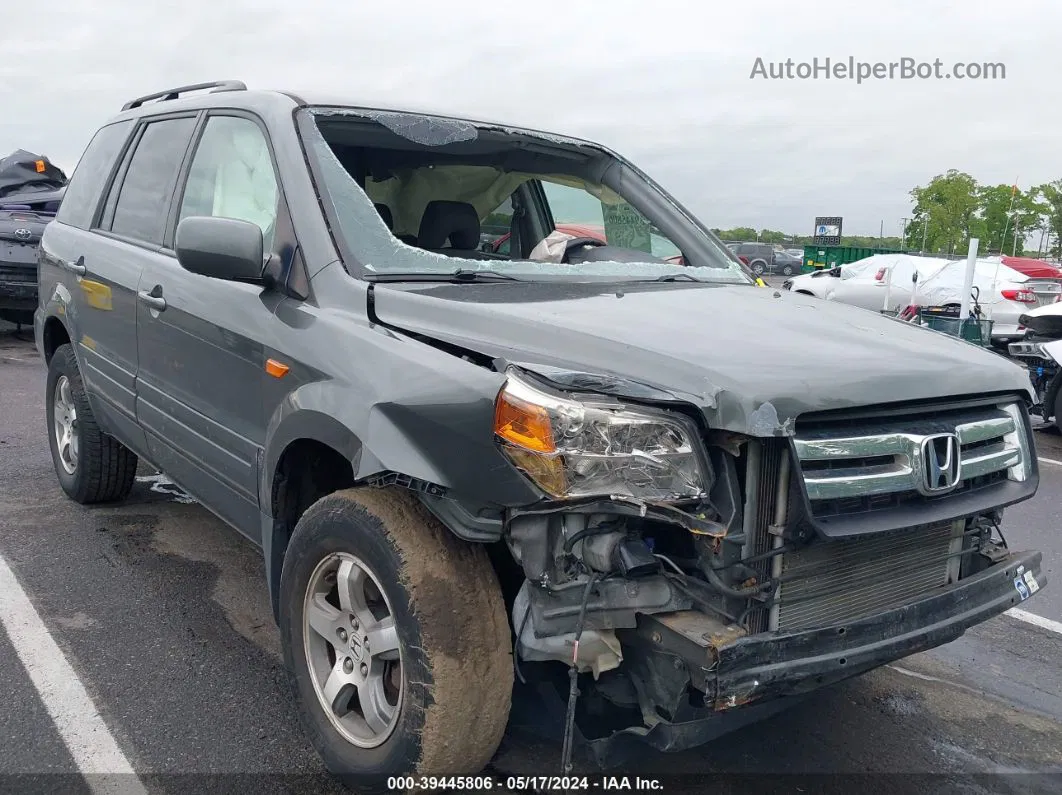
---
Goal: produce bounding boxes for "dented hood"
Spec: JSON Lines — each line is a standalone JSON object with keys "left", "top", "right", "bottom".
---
{"left": 370, "top": 281, "right": 1034, "bottom": 435}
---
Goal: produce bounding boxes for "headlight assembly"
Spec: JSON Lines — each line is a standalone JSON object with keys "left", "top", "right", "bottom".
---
{"left": 493, "top": 368, "right": 710, "bottom": 500}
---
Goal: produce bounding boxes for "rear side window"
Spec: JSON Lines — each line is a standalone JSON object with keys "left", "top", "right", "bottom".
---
{"left": 55, "top": 120, "right": 133, "bottom": 230}
{"left": 109, "top": 117, "right": 197, "bottom": 246}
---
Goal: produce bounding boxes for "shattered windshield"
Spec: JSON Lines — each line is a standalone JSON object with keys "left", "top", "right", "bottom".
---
{"left": 299, "top": 108, "right": 752, "bottom": 285}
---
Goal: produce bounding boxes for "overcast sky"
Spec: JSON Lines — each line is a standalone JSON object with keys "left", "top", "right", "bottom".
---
{"left": 0, "top": 0, "right": 1053, "bottom": 237}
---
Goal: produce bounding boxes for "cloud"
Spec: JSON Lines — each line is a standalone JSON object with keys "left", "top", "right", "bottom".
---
{"left": 0, "top": 0, "right": 1053, "bottom": 236}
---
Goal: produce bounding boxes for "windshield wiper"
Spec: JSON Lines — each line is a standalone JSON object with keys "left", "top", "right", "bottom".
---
{"left": 365, "top": 268, "right": 522, "bottom": 283}
{"left": 645, "top": 272, "right": 705, "bottom": 283}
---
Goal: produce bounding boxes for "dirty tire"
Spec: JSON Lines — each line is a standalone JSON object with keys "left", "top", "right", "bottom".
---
{"left": 279, "top": 487, "right": 513, "bottom": 794}
{"left": 46, "top": 343, "right": 138, "bottom": 504}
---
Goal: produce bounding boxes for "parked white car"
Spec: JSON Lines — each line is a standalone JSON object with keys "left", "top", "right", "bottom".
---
{"left": 782, "top": 254, "right": 1062, "bottom": 345}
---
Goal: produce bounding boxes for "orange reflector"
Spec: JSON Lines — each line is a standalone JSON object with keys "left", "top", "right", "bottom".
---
{"left": 35, "top": 160, "right": 46, "bottom": 173}
{"left": 494, "top": 389, "right": 555, "bottom": 453}
{"left": 265, "top": 359, "right": 289, "bottom": 378}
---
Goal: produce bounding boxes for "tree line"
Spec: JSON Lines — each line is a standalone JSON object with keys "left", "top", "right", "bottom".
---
{"left": 712, "top": 171, "right": 1062, "bottom": 259}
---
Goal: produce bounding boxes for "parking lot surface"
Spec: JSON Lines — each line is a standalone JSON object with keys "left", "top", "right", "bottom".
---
{"left": 2, "top": 320, "right": 1062, "bottom": 794}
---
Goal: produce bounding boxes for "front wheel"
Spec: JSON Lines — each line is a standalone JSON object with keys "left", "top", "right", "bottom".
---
{"left": 279, "top": 487, "right": 513, "bottom": 793}
{"left": 45, "top": 343, "right": 138, "bottom": 504}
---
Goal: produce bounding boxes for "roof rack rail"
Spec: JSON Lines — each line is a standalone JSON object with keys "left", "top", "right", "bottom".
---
{"left": 121, "top": 80, "right": 247, "bottom": 112}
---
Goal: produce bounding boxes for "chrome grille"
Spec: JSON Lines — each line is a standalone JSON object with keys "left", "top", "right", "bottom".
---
{"left": 793, "top": 401, "right": 1032, "bottom": 519}
{"left": 775, "top": 520, "right": 963, "bottom": 631}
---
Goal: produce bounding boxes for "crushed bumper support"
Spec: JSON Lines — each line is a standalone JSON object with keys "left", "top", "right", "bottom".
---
{"left": 552, "top": 550, "right": 1047, "bottom": 767}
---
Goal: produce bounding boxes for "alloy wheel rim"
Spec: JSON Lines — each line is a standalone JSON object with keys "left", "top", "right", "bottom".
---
{"left": 302, "top": 551, "right": 403, "bottom": 748}
{"left": 53, "top": 375, "right": 79, "bottom": 475}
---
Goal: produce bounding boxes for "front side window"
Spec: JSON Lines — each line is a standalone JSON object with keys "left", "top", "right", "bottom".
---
{"left": 109, "top": 117, "right": 197, "bottom": 245}
{"left": 540, "top": 181, "right": 683, "bottom": 262}
{"left": 177, "top": 115, "right": 280, "bottom": 251}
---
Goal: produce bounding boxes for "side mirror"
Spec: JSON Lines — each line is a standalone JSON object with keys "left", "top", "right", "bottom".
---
{"left": 175, "top": 216, "right": 265, "bottom": 282}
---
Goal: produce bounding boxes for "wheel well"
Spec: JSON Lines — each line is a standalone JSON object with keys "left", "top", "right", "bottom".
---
{"left": 268, "top": 439, "right": 356, "bottom": 616}
{"left": 795, "top": 290, "right": 815, "bottom": 296}
{"left": 42, "top": 317, "right": 71, "bottom": 364}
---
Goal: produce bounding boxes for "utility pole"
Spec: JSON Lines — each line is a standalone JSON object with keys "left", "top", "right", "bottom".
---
{"left": 921, "top": 215, "right": 929, "bottom": 253}
{"left": 900, "top": 217, "right": 909, "bottom": 249}
{"left": 880, "top": 220, "right": 884, "bottom": 242}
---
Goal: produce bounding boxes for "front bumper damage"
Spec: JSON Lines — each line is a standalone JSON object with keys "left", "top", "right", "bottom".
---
{"left": 514, "top": 549, "right": 1044, "bottom": 768}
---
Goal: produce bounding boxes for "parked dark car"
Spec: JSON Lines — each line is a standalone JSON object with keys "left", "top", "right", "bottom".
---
{"left": 0, "top": 151, "right": 67, "bottom": 325}
{"left": 35, "top": 80, "right": 1046, "bottom": 792}
{"left": 726, "top": 241, "right": 776, "bottom": 275}
{"left": 770, "top": 250, "right": 801, "bottom": 276}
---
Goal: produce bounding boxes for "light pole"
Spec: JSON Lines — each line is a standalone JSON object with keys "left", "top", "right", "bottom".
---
{"left": 900, "top": 217, "right": 909, "bottom": 249}
{"left": 921, "top": 215, "right": 929, "bottom": 253}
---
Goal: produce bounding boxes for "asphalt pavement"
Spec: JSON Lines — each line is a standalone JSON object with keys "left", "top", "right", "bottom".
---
{"left": 2, "top": 321, "right": 1062, "bottom": 795}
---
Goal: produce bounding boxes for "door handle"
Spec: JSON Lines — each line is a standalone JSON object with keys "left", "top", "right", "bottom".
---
{"left": 63, "top": 256, "right": 86, "bottom": 276}
{"left": 138, "top": 287, "right": 167, "bottom": 312}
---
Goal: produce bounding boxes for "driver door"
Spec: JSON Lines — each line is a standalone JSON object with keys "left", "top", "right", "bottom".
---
{"left": 134, "top": 111, "right": 285, "bottom": 538}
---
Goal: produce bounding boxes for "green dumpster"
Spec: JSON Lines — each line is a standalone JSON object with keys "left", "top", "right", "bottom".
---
{"left": 802, "top": 245, "right": 905, "bottom": 273}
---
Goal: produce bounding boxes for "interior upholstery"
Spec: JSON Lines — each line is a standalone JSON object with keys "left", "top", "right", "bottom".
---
{"left": 417, "top": 200, "right": 480, "bottom": 250}
{"left": 373, "top": 203, "right": 394, "bottom": 231}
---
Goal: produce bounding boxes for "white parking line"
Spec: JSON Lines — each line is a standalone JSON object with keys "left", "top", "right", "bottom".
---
{"left": 1006, "top": 608, "right": 1062, "bottom": 636}
{"left": 1038, "top": 456, "right": 1062, "bottom": 467}
{"left": 0, "top": 553, "right": 148, "bottom": 795}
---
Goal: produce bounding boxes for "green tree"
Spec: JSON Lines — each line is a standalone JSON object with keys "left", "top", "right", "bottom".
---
{"left": 972, "top": 184, "right": 1039, "bottom": 255}
{"left": 1034, "top": 181, "right": 1062, "bottom": 260}
{"left": 908, "top": 170, "right": 980, "bottom": 255}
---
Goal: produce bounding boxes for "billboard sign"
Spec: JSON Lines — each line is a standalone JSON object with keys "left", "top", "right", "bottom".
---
{"left": 814, "top": 216, "right": 842, "bottom": 246}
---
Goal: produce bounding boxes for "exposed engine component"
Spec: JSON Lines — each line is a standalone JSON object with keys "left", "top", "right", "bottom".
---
{"left": 512, "top": 582, "right": 622, "bottom": 678}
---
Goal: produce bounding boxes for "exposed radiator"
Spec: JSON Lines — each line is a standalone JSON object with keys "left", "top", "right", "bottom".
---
{"left": 774, "top": 520, "right": 963, "bottom": 632}
{"left": 742, "top": 438, "right": 786, "bottom": 634}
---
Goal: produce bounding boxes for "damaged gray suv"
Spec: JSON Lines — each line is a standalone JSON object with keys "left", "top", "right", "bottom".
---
{"left": 35, "top": 80, "right": 1047, "bottom": 790}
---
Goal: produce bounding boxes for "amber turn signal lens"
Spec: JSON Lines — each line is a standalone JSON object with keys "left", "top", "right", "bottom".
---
{"left": 265, "top": 358, "right": 290, "bottom": 378}
{"left": 494, "top": 389, "right": 556, "bottom": 453}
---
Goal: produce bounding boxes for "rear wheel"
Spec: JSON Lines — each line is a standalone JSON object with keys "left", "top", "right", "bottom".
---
{"left": 45, "top": 343, "right": 138, "bottom": 504}
{"left": 279, "top": 487, "right": 512, "bottom": 793}
{"left": 781, "top": 264, "right": 795, "bottom": 276}
{"left": 750, "top": 259, "right": 768, "bottom": 275}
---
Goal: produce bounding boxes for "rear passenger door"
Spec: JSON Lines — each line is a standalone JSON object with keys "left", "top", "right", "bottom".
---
{"left": 133, "top": 112, "right": 286, "bottom": 539}
{"left": 41, "top": 116, "right": 195, "bottom": 457}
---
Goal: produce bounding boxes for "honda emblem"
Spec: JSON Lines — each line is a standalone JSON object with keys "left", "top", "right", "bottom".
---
{"left": 919, "top": 433, "right": 961, "bottom": 494}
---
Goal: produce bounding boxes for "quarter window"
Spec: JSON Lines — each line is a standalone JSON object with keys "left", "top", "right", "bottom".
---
{"left": 55, "top": 120, "right": 134, "bottom": 231}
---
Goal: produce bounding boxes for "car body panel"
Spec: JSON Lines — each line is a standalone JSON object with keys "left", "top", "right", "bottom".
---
{"left": 37, "top": 222, "right": 148, "bottom": 455}
{"left": 134, "top": 250, "right": 273, "bottom": 537}
{"left": 367, "top": 278, "right": 1034, "bottom": 436}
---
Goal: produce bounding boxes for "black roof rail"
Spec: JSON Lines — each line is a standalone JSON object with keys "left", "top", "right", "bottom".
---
{"left": 121, "top": 80, "right": 247, "bottom": 112}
